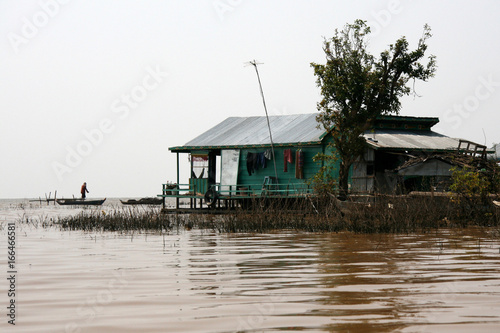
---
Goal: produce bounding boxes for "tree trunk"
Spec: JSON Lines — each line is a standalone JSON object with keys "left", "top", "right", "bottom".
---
{"left": 338, "top": 161, "right": 350, "bottom": 201}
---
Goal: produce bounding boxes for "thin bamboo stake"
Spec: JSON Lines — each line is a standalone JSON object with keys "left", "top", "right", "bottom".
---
{"left": 246, "top": 60, "right": 279, "bottom": 185}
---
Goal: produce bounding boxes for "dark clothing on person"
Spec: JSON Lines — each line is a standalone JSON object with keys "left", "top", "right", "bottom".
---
{"left": 81, "top": 183, "right": 89, "bottom": 199}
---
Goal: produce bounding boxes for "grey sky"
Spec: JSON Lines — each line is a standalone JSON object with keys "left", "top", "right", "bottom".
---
{"left": 1, "top": 0, "right": 499, "bottom": 199}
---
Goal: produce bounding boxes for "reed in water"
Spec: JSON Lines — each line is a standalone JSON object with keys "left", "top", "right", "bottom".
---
{"left": 57, "top": 207, "right": 185, "bottom": 232}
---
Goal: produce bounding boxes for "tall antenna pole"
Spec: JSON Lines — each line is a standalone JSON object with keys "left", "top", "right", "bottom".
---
{"left": 247, "top": 60, "right": 279, "bottom": 185}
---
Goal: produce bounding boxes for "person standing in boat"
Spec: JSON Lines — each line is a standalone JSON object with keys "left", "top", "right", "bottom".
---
{"left": 81, "top": 182, "right": 89, "bottom": 199}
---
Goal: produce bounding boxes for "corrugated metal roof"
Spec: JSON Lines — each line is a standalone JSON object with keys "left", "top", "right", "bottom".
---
{"left": 172, "top": 113, "right": 324, "bottom": 151}
{"left": 363, "top": 129, "right": 460, "bottom": 151}
{"left": 170, "top": 113, "right": 477, "bottom": 153}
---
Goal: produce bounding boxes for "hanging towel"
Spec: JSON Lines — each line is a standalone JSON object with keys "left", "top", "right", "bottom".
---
{"left": 295, "top": 149, "right": 304, "bottom": 179}
{"left": 283, "top": 149, "right": 293, "bottom": 172}
{"left": 264, "top": 149, "right": 273, "bottom": 160}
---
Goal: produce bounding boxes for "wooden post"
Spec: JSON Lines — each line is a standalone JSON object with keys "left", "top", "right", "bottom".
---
{"left": 162, "top": 185, "right": 165, "bottom": 209}
{"left": 176, "top": 152, "right": 180, "bottom": 210}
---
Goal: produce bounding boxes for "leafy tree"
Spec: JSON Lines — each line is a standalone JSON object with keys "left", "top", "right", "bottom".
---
{"left": 308, "top": 152, "right": 338, "bottom": 197}
{"left": 311, "top": 20, "right": 436, "bottom": 199}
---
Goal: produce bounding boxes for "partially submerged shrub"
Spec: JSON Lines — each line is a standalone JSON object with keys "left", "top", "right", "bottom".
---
{"left": 450, "top": 167, "right": 491, "bottom": 203}
{"left": 449, "top": 166, "right": 500, "bottom": 221}
{"left": 58, "top": 207, "right": 183, "bottom": 232}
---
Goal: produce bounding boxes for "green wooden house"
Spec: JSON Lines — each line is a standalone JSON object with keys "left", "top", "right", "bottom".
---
{"left": 161, "top": 113, "right": 488, "bottom": 208}
{"left": 165, "top": 114, "right": 327, "bottom": 208}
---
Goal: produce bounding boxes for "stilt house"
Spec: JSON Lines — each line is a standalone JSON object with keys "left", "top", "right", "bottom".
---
{"left": 161, "top": 113, "right": 489, "bottom": 208}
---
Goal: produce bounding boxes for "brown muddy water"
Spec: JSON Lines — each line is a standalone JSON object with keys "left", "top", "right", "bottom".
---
{"left": 1, "top": 199, "right": 500, "bottom": 332}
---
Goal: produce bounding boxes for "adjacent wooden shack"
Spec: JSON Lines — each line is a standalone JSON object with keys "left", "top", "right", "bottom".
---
{"left": 160, "top": 113, "right": 490, "bottom": 208}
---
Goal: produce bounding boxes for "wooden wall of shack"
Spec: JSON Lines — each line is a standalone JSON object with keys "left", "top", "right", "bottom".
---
{"left": 205, "top": 134, "right": 345, "bottom": 195}
{"left": 352, "top": 149, "right": 498, "bottom": 195}
{"left": 235, "top": 145, "right": 328, "bottom": 193}
{"left": 352, "top": 149, "right": 457, "bottom": 194}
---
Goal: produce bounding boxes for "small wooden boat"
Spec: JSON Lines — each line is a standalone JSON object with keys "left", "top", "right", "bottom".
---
{"left": 56, "top": 198, "right": 106, "bottom": 206}
{"left": 120, "top": 197, "right": 163, "bottom": 205}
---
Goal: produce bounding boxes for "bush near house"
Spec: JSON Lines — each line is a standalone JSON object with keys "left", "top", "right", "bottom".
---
{"left": 448, "top": 157, "right": 500, "bottom": 221}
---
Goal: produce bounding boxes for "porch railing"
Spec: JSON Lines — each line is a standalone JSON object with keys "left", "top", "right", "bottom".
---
{"left": 159, "top": 181, "right": 313, "bottom": 199}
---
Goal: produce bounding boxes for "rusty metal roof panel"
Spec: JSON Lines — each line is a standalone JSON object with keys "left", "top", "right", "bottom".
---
{"left": 181, "top": 113, "right": 324, "bottom": 149}
{"left": 363, "top": 130, "right": 460, "bottom": 151}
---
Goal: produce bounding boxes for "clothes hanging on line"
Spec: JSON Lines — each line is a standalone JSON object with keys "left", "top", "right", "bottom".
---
{"left": 247, "top": 152, "right": 268, "bottom": 175}
{"left": 284, "top": 149, "right": 293, "bottom": 172}
{"left": 295, "top": 149, "right": 304, "bottom": 179}
{"left": 264, "top": 149, "right": 273, "bottom": 160}
{"left": 246, "top": 152, "right": 257, "bottom": 175}
{"left": 257, "top": 152, "right": 267, "bottom": 169}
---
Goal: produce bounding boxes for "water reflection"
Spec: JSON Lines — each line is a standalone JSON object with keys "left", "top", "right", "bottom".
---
{"left": 313, "top": 231, "right": 500, "bottom": 332}
{"left": 173, "top": 230, "right": 500, "bottom": 332}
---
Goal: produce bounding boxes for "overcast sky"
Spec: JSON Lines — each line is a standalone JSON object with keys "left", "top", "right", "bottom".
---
{"left": 1, "top": 0, "right": 500, "bottom": 199}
